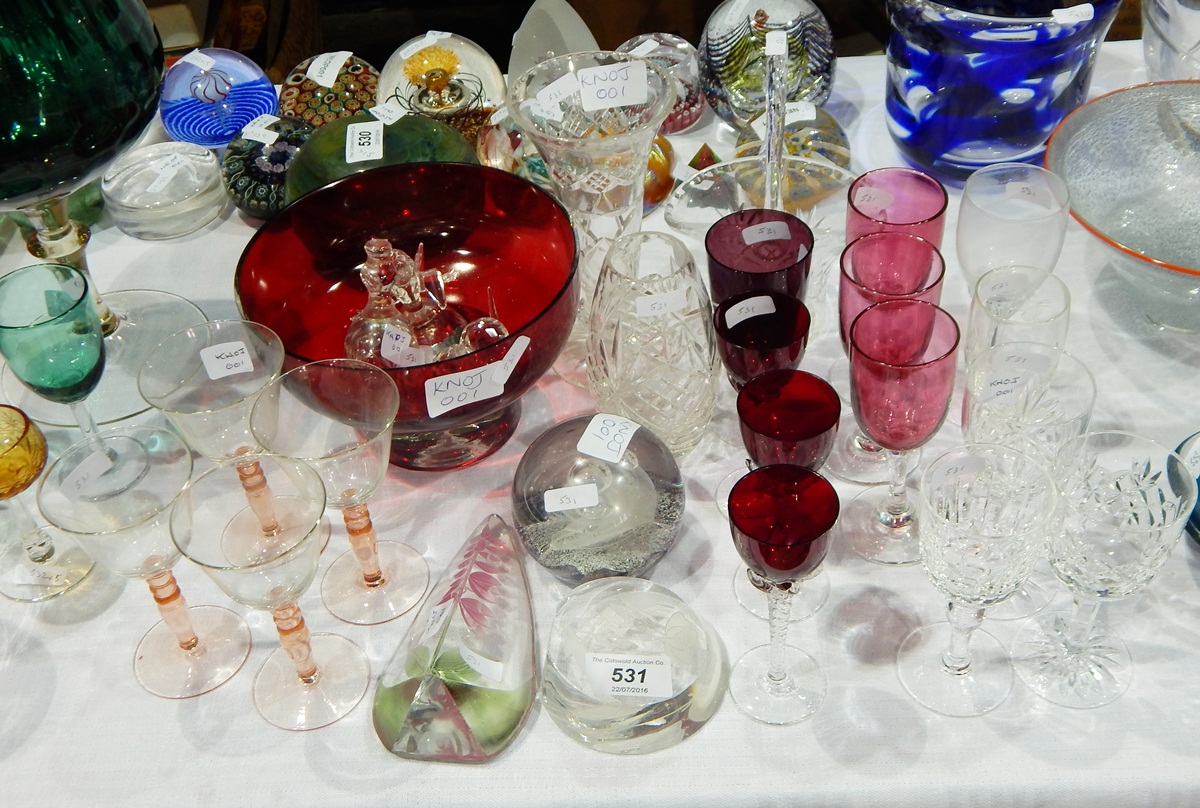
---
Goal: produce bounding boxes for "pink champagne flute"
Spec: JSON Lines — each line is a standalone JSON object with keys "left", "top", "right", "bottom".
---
{"left": 845, "top": 166, "right": 949, "bottom": 247}
{"left": 826, "top": 231, "right": 945, "bottom": 486}
{"left": 842, "top": 300, "right": 959, "bottom": 565}
{"left": 713, "top": 290, "right": 811, "bottom": 390}
{"left": 727, "top": 464, "right": 840, "bottom": 724}
{"left": 704, "top": 208, "right": 814, "bottom": 305}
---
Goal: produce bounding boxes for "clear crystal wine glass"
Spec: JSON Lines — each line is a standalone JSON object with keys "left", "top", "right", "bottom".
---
{"left": 38, "top": 424, "right": 251, "bottom": 698}
{"left": 171, "top": 452, "right": 371, "bottom": 730}
{"left": 0, "top": 404, "right": 93, "bottom": 602}
{"left": 897, "top": 444, "right": 1058, "bottom": 716}
{"left": 725, "top": 370, "right": 841, "bottom": 622}
{"left": 841, "top": 299, "right": 960, "bottom": 565}
{"left": 1011, "top": 431, "right": 1197, "bottom": 708}
{"left": 964, "top": 266, "right": 1070, "bottom": 367}
{"left": 250, "top": 358, "right": 429, "bottom": 625}
{"left": 727, "top": 464, "right": 840, "bottom": 724}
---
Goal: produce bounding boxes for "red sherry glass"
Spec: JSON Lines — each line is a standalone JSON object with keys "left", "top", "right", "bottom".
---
{"left": 737, "top": 370, "right": 840, "bottom": 469}
{"left": 704, "top": 209, "right": 814, "bottom": 305}
{"left": 843, "top": 300, "right": 959, "bottom": 565}
{"left": 713, "top": 290, "right": 811, "bottom": 390}
{"left": 727, "top": 464, "right": 839, "bottom": 724}
{"left": 845, "top": 166, "right": 949, "bottom": 247}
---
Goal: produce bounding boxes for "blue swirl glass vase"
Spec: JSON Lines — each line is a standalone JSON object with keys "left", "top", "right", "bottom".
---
{"left": 885, "top": 0, "right": 1122, "bottom": 179}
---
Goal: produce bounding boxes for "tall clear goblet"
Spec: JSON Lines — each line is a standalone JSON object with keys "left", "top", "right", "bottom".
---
{"left": 250, "top": 359, "right": 429, "bottom": 625}
{"left": 1011, "top": 431, "right": 1197, "bottom": 708}
{"left": 897, "top": 444, "right": 1058, "bottom": 716}
{"left": 171, "top": 453, "right": 371, "bottom": 730}
{"left": 727, "top": 464, "right": 840, "bottom": 725}
{"left": 842, "top": 300, "right": 960, "bottom": 565}
{"left": 38, "top": 425, "right": 251, "bottom": 698}
{"left": 0, "top": 404, "right": 93, "bottom": 602}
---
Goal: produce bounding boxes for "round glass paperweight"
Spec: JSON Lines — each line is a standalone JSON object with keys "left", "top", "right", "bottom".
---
{"left": 221, "top": 115, "right": 314, "bottom": 218}
{"left": 734, "top": 103, "right": 851, "bottom": 168}
{"left": 616, "top": 33, "right": 705, "bottom": 134}
{"left": 101, "top": 142, "right": 226, "bottom": 239}
{"left": 159, "top": 48, "right": 279, "bottom": 148}
{"left": 378, "top": 31, "right": 506, "bottom": 114}
{"left": 541, "top": 577, "right": 728, "bottom": 754}
{"left": 279, "top": 53, "right": 379, "bottom": 127}
{"left": 512, "top": 414, "right": 685, "bottom": 586}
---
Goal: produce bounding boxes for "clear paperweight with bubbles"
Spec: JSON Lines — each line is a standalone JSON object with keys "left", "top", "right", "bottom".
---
{"left": 541, "top": 577, "right": 728, "bottom": 754}
{"left": 511, "top": 414, "right": 685, "bottom": 586}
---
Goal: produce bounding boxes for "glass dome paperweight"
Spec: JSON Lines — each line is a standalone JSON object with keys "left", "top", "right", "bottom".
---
{"left": 100, "top": 141, "right": 226, "bottom": 239}
{"left": 615, "top": 33, "right": 705, "bottom": 134}
{"left": 541, "top": 577, "right": 728, "bottom": 754}
{"left": 511, "top": 414, "right": 685, "bottom": 586}
{"left": 378, "top": 31, "right": 506, "bottom": 114}
{"left": 159, "top": 48, "right": 279, "bottom": 149}
{"left": 220, "top": 115, "right": 315, "bottom": 218}
{"left": 735, "top": 103, "right": 851, "bottom": 168}
{"left": 699, "top": 0, "right": 835, "bottom": 130}
{"left": 278, "top": 52, "right": 379, "bottom": 127}
{"left": 372, "top": 514, "right": 535, "bottom": 763}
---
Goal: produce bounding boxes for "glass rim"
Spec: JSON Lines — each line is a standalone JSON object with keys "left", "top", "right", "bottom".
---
{"left": 847, "top": 167, "right": 948, "bottom": 228}
{"left": 727, "top": 463, "right": 840, "bottom": 545}
{"left": 705, "top": 208, "right": 816, "bottom": 271}
{"left": 848, "top": 299, "right": 960, "bottom": 369}
{"left": 0, "top": 262, "right": 91, "bottom": 331}
{"left": 0, "top": 403, "right": 38, "bottom": 461}
{"left": 736, "top": 369, "right": 840, "bottom": 440}
{"left": 839, "top": 231, "right": 946, "bottom": 298}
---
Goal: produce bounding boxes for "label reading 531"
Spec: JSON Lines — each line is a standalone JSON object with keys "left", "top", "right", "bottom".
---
{"left": 586, "top": 653, "right": 673, "bottom": 699}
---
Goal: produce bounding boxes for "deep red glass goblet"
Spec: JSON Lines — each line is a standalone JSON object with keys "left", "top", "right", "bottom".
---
{"left": 704, "top": 208, "right": 814, "bottom": 305}
{"left": 737, "top": 370, "right": 840, "bottom": 469}
{"left": 714, "top": 290, "right": 811, "bottom": 390}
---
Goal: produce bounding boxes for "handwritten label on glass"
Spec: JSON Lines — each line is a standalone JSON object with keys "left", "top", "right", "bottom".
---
{"left": 200, "top": 340, "right": 253, "bottom": 380}
{"left": 544, "top": 483, "right": 600, "bottom": 513}
{"left": 577, "top": 413, "right": 640, "bottom": 463}
{"left": 305, "top": 51, "right": 352, "bottom": 87}
{"left": 577, "top": 61, "right": 648, "bottom": 111}
{"left": 724, "top": 294, "right": 777, "bottom": 330}
{"left": 345, "top": 121, "right": 384, "bottom": 163}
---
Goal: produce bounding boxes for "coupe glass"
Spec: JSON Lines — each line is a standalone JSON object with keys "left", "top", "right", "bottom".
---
{"left": 1011, "top": 431, "right": 1197, "bottom": 709}
{"left": 37, "top": 425, "right": 251, "bottom": 698}
{"left": 845, "top": 166, "right": 948, "bottom": 247}
{"left": 727, "top": 464, "right": 840, "bottom": 724}
{"left": 728, "top": 370, "right": 840, "bottom": 622}
{"left": 713, "top": 290, "right": 811, "bottom": 391}
{"left": 704, "top": 209, "right": 815, "bottom": 305}
{"left": 964, "top": 266, "right": 1070, "bottom": 367}
{"left": 136, "top": 320, "right": 327, "bottom": 548}
{"left": 250, "top": 359, "right": 429, "bottom": 625}
{"left": 842, "top": 300, "right": 959, "bottom": 565}
{"left": 0, "top": 263, "right": 146, "bottom": 496}
{"left": 171, "top": 453, "right": 371, "bottom": 730}
{"left": 1, "top": 0, "right": 207, "bottom": 428}
{"left": 897, "top": 444, "right": 1058, "bottom": 716}
{"left": 956, "top": 163, "right": 1070, "bottom": 290}
{"left": 826, "top": 232, "right": 945, "bottom": 486}
{"left": 0, "top": 404, "right": 93, "bottom": 602}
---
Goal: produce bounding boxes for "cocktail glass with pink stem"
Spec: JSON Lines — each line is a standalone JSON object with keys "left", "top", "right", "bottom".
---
{"left": 705, "top": 209, "right": 814, "bottom": 306}
{"left": 842, "top": 300, "right": 960, "bottom": 565}
{"left": 845, "top": 166, "right": 949, "bottom": 247}
{"left": 826, "top": 231, "right": 945, "bottom": 485}
{"left": 729, "top": 369, "right": 840, "bottom": 621}
{"left": 727, "top": 464, "right": 840, "bottom": 724}
{"left": 713, "top": 290, "right": 811, "bottom": 391}
{"left": 250, "top": 359, "right": 429, "bottom": 625}
{"left": 37, "top": 425, "right": 251, "bottom": 698}
{"left": 171, "top": 453, "right": 371, "bottom": 730}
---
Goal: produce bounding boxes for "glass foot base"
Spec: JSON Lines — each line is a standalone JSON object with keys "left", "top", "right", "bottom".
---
{"left": 1011, "top": 611, "right": 1132, "bottom": 709}
{"left": 733, "top": 566, "right": 828, "bottom": 622}
{"left": 896, "top": 622, "right": 1012, "bottom": 717}
{"left": 254, "top": 633, "right": 370, "bottom": 731}
{"left": 3, "top": 289, "right": 206, "bottom": 427}
{"left": 134, "top": 605, "right": 251, "bottom": 699}
{"left": 0, "top": 526, "right": 94, "bottom": 602}
{"left": 839, "top": 484, "right": 922, "bottom": 565}
{"left": 824, "top": 423, "right": 921, "bottom": 486}
{"left": 714, "top": 465, "right": 750, "bottom": 517}
{"left": 729, "top": 643, "right": 826, "bottom": 725}
{"left": 321, "top": 540, "right": 430, "bottom": 625}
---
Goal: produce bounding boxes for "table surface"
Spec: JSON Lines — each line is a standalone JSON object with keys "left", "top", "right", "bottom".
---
{"left": 5, "top": 39, "right": 1200, "bottom": 808}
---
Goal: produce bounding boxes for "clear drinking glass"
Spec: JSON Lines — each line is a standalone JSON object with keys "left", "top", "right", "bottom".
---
{"left": 38, "top": 425, "right": 251, "bottom": 698}
{"left": 956, "top": 163, "right": 1070, "bottom": 290}
{"left": 1144, "top": 0, "right": 1200, "bottom": 79}
{"left": 171, "top": 453, "right": 371, "bottom": 730}
{"left": 1011, "top": 431, "right": 1197, "bottom": 709}
{"left": 586, "top": 231, "right": 719, "bottom": 456}
{"left": 964, "top": 266, "right": 1070, "bottom": 366}
{"left": 250, "top": 358, "right": 429, "bottom": 625}
{"left": 897, "top": 444, "right": 1058, "bottom": 717}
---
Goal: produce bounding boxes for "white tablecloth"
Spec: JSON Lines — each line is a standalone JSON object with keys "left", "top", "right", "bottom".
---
{"left": 5, "top": 39, "right": 1200, "bottom": 808}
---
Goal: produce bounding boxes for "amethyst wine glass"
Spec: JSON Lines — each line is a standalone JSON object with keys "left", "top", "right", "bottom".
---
{"left": 704, "top": 208, "right": 814, "bottom": 305}
{"left": 713, "top": 290, "right": 811, "bottom": 391}
{"left": 842, "top": 300, "right": 959, "bottom": 565}
{"left": 727, "top": 464, "right": 840, "bottom": 724}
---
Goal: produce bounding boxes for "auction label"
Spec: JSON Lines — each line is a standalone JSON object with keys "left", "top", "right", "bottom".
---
{"left": 724, "top": 294, "right": 777, "bottom": 330}
{"left": 576, "top": 413, "right": 640, "bottom": 463}
{"left": 853, "top": 186, "right": 894, "bottom": 216}
{"left": 13, "top": 563, "right": 70, "bottom": 588}
{"left": 578, "top": 60, "right": 648, "bottom": 111}
{"left": 61, "top": 450, "right": 115, "bottom": 499}
{"left": 742, "top": 221, "right": 791, "bottom": 245}
{"left": 368, "top": 101, "right": 406, "bottom": 125}
{"left": 635, "top": 287, "right": 689, "bottom": 318}
{"left": 305, "top": 51, "right": 353, "bottom": 87}
{"left": 424, "top": 336, "right": 529, "bottom": 418}
{"left": 145, "top": 153, "right": 190, "bottom": 194}
{"left": 200, "top": 340, "right": 253, "bottom": 380}
{"left": 345, "top": 121, "right": 384, "bottom": 163}
{"left": 179, "top": 49, "right": 216, "bottom": 71}
{"left": 586, "top": 653, "right": 673, "bottom": 699}
{"left": 240, "top": 114, "right": 281, "bottom": 144}
{"left": 544, "top": 483, "right": 600, "bottom": 513}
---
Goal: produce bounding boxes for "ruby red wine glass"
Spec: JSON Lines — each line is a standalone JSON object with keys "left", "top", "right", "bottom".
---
{"left": 727, "top": 464, "right": 840, "bottom": 724}
{"left": 713, "top": 290, "right": 811, "bottom": 390}
{"left": 842, "top": 299, "right": 959, "bottom": 565}
{"left": 704, "top": 208, "right": 814, "bottom": 305}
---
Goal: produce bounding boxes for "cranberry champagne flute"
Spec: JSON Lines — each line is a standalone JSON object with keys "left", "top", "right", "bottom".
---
{"left": 843, "top": 300, "right": 959, "bottom": 565}
{"left": 727, "top": 464, "right": 840, "bottom": 724}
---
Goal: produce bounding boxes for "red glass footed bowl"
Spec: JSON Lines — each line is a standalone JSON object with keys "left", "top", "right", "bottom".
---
{"left": 235, "top": 162, "right": 578, "bottom": 471}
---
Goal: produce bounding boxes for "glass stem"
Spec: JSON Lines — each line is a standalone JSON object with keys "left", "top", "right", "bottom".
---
{"left": 765, "top": 585, "right": 794, "bottom": 686}
{"left": 763, "top": 48, "right": 786, "bottom": 211}
{"left": 146, "top": 569, "right": 199, "bottom": 652}
{"left": 235, "top": 451, "right": 281, "bottom": 538}
{"left": 272, "top": 602, "right": 319, "bottom": 685}
{"left": 942, "top": 600, "right": 983, "bottom": 675}
{"left": 13, "top": 495, "right": 55, "bottom": 562}
{"left": 69, "top": 400, "right": 106, "bottom": 457}
{"left": 1066, "top": 596, "right": 1103, "bottom": 650}
{"left": 853, "top": 430, "right": 882, "bottom": 454}
{"left": 879, "top": 450, "right": 913, "bottom": 529}
{"left": 341, "top": 502, "right": 384, "bottom": 587}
